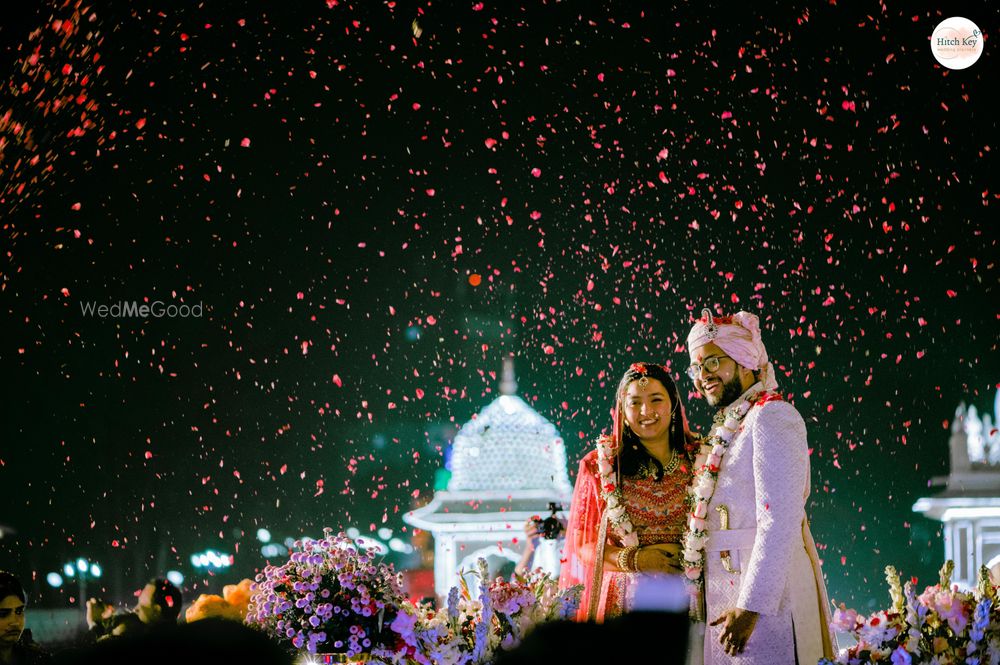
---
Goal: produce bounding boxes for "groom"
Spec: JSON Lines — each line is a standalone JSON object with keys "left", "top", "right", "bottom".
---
{"left": 685, "top": 308, "right": 834, "bottom": 664}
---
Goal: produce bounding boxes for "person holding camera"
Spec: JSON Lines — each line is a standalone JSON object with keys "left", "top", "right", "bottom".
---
{"left": 558, "top": 362, "right": 697, "bottom": 622}
{"left": 514, "top": 504, "right": 567, "bottom": 577}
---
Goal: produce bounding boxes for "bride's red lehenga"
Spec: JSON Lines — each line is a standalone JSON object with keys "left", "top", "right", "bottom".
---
{"left": 559, "top": 448, "right": 693, "bottom": 621}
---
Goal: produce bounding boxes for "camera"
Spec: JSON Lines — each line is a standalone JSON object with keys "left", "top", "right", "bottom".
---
{"left": 532, "top": 502, "right": 564, "bottom": 540}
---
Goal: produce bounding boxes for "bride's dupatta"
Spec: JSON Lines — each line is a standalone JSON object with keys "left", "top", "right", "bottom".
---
{"left": 557, "top": 449, "right": 608, "bottom": 622}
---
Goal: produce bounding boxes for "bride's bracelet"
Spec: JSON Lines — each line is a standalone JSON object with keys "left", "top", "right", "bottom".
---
{"left": 617, "top": 545, "right": 640, "bottom": 573}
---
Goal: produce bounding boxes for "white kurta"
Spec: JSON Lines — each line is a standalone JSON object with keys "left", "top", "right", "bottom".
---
{"left": 702, "top": 391, "right": 834, "bottom": 665}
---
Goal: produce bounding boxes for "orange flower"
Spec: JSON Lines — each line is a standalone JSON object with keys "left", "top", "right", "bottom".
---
{"left": 185, "top": 594, "right": 242, "bottom": 623}
{"left": 184, "top": 579, "right": 253, "bottom": 623}
{"left": 223, "top": 579, "right": 253, "bottom": 618}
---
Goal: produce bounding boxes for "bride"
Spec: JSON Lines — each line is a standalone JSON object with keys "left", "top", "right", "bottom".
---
{"left": 558, "top": 362, "right": 697, "bottom": 623}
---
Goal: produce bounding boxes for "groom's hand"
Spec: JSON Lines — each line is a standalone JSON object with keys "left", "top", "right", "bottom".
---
{"left": 710, "top": 607, "right": 759, "bottom": 656}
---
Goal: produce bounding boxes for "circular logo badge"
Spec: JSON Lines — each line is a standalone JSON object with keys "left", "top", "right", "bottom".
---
{"left": 930, "top": 17, "right": 984, "bottom": 70}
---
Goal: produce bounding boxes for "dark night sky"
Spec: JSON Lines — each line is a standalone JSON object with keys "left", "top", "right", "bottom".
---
{"left": 1, "top": 0, "right": 997, "bottom": 614}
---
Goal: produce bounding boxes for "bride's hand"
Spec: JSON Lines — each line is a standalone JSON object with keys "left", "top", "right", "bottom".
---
{"left": 636, "top": 543, "right": 683, "bottom": 575}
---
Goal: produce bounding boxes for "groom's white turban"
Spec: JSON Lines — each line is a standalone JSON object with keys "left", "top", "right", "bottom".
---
{"left": 687, "top": 308, "right": 779, "bottom": 391}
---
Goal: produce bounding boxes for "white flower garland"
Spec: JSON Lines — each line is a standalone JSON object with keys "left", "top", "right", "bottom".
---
{"left": 595, "top": 435, "right": 641, "bottom": 548}
{"left": 681, "top": 388, "right": 764, "bottom": 585}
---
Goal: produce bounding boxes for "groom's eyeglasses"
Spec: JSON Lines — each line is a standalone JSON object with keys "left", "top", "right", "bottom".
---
{"left": 686, "top": 355, "right": 731, "bottom": 380}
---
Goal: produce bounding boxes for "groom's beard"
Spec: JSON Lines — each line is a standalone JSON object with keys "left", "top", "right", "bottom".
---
{"left": 706, "top": 373, "right": 745, "bottom": 408}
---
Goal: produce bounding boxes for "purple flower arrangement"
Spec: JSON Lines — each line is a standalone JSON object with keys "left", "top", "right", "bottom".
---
{"left": 246, "top": 529, "right": 405, "bottom": 658}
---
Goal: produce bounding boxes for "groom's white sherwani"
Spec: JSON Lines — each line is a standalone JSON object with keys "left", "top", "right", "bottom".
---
{"left": 702, "top": 387, "right": 834, "bottom": 664}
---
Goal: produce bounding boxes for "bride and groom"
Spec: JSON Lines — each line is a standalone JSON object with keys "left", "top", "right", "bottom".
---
{"left": 558, "top": 308, "right": 835, "bottom": 664}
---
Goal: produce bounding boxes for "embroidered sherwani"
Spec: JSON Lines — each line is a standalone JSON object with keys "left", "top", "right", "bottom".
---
{"left": 702, "top": 385, "right": 834, "bottom": 665}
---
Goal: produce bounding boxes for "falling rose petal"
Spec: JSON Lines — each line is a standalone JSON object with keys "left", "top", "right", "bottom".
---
{"left": 425, "top": 188, "right": 435, "bottom": 196}
{"left": 135, "top": 117, "right": 146, "bottom": 129}
{"left": 60, "top": 287, "right": 70, "bottom": 296}
{"left": 296, "top": 291, "right": 304, "bottom": 300}
{"left": 71, "top": 202, "right": 81, "bottom": 210}
{"left": 484, "top": 137, "right": 497, "bottom": 149}
{"left": 240, "top": 137, "right": 251, "bottom": 147}
{"left": 531, "top": 167, "right": 541, "bottom": 177}
{"left": 530, "top": 210, "right": 541, "bottom": 220}
{"left": 332, "top": 374, "right": 342, "bottom": 387}
{"left": 469, "top": 274, "right": 482, "bottom": 286}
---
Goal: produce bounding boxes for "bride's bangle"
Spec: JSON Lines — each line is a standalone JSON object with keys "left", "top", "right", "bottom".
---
{"left": 617, "top": 545, "right": 640, "bottom": 572}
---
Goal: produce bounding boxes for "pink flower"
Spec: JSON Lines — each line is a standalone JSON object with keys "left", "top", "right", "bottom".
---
{"left": 689, "top": 516, "right": 707, "bottom": 531}
{"left": 931, "top": 589, "right": 969, "bottom": 634}
{"left": 693, "top": 502, "right": 708, "bottom": 519}
{"left": 830, "top": 604, "right": 859, "bottom": 632}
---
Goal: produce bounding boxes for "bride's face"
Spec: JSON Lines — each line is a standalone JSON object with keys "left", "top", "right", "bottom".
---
{"left": 622, "top": 378, "right": 672, "bottom": 443}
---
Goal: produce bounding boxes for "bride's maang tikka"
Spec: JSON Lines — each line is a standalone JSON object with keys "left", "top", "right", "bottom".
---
{"left": 629, "top": 361, "right": 651, "bottom": 388}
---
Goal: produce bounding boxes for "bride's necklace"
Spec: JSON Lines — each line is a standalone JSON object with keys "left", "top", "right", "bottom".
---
{"left": 639, "top": 448, "right": 681, "bottom": 479}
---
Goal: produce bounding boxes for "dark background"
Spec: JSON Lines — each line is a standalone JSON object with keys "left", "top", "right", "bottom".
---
{"left": 1, "top": 0, "right": 996, "bottom": 615}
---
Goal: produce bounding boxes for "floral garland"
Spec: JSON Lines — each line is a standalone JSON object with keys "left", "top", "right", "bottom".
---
{"left": 595, "top": 434, "right": 640, "bottom": 548}
{"left": 681, "top": 387, "right": 783, "bottom": 593}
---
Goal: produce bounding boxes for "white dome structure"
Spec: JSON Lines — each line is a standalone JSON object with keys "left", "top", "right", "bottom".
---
{"left": 447, "top": 392, "right": 572, "bottom": 495}
{"left": 404, "top": 358, "right": 572, "bottom": 600}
